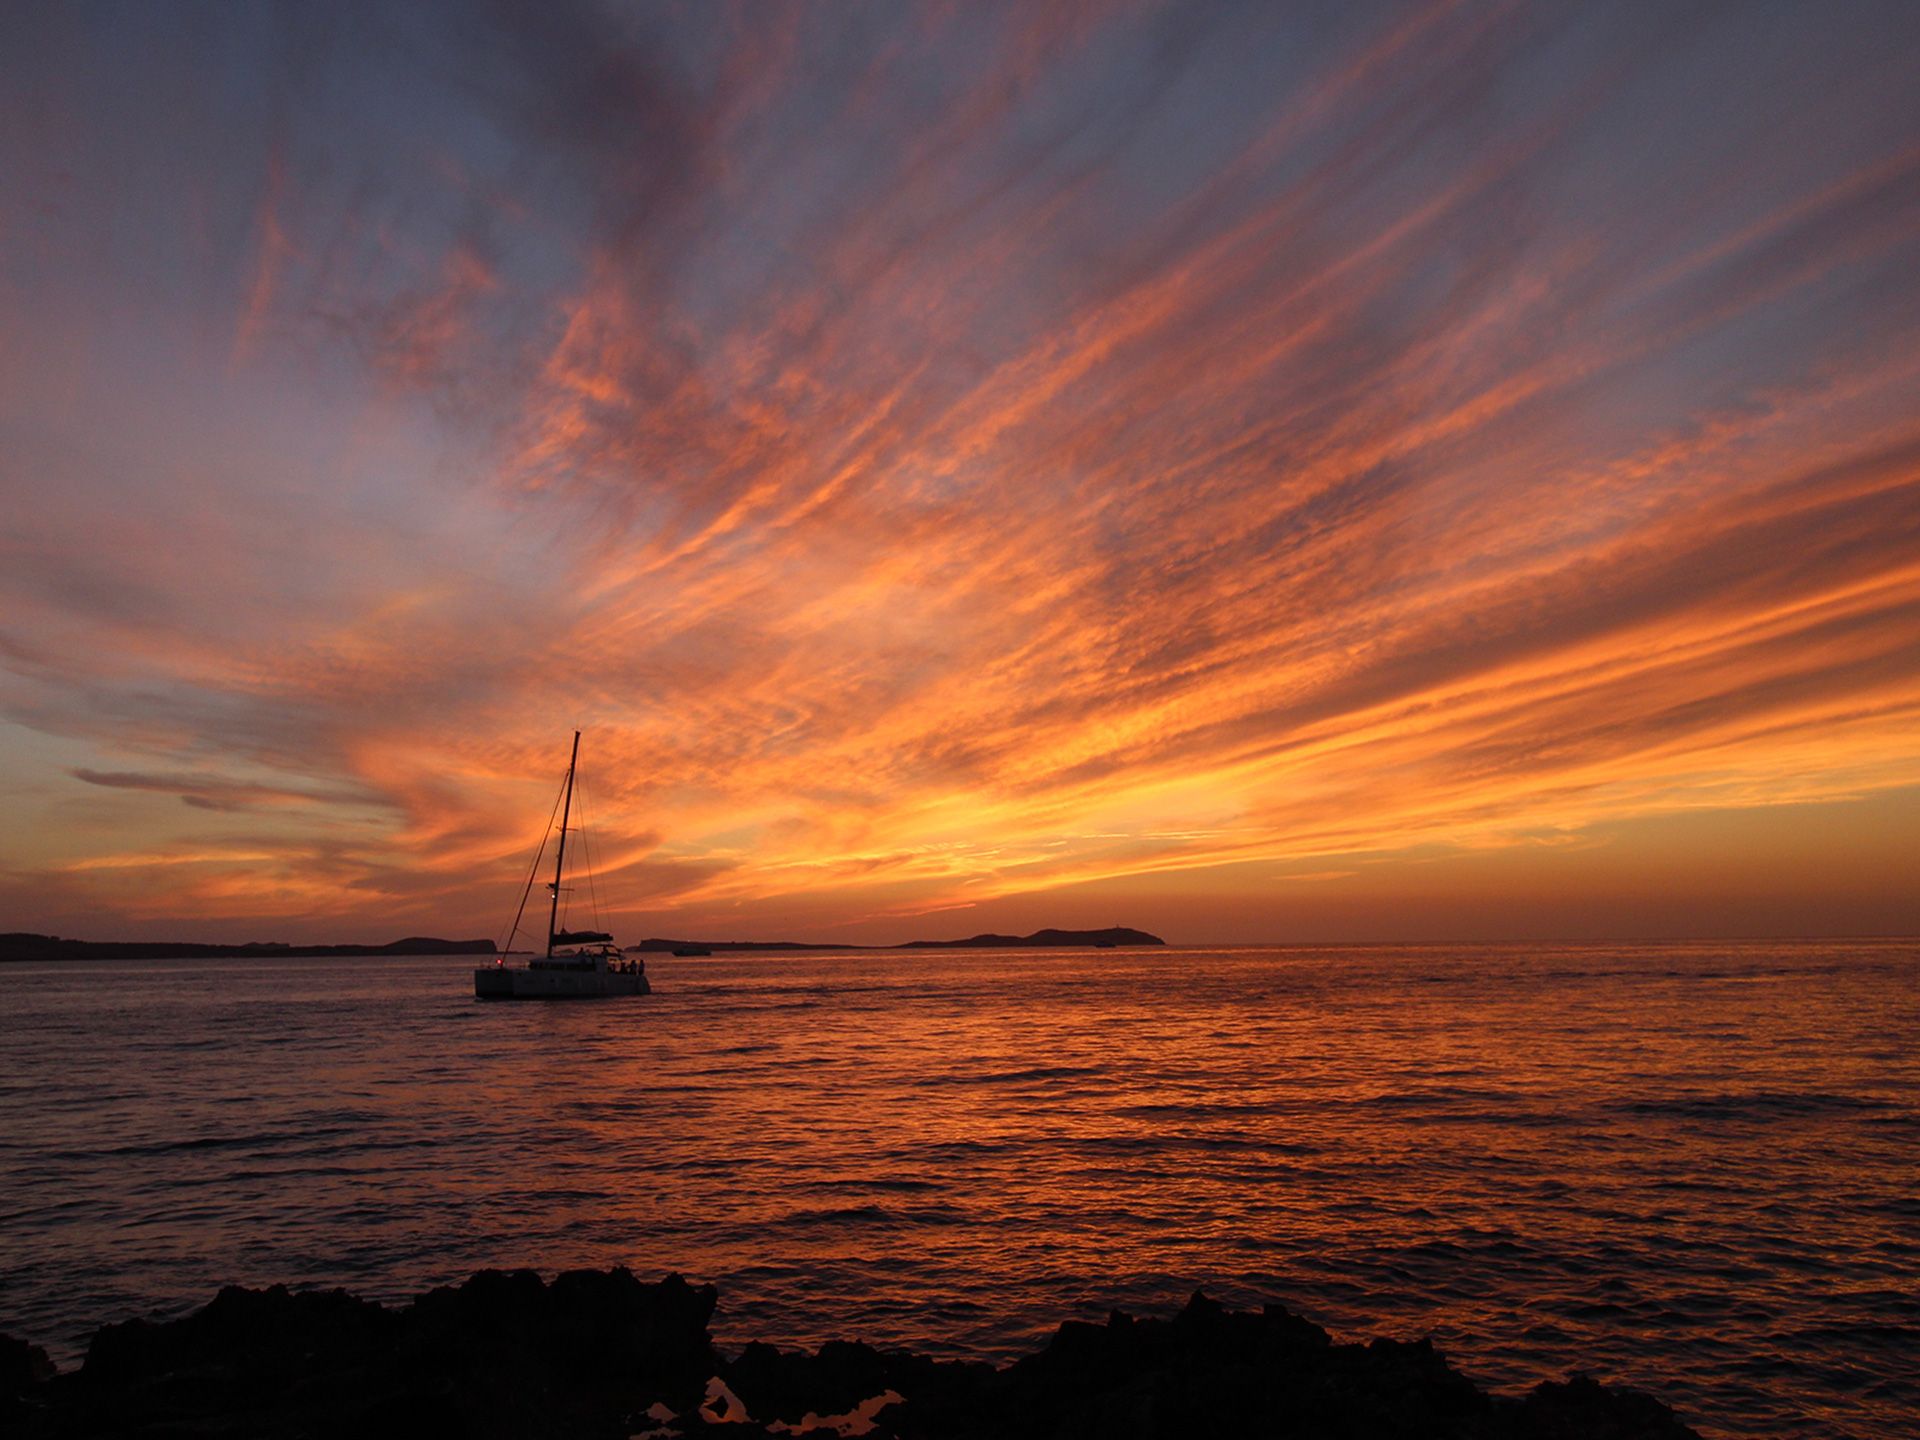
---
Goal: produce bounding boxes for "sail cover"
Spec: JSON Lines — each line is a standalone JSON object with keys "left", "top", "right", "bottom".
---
{"left": 550, "top": 929, "right": 613, "bottom": 944}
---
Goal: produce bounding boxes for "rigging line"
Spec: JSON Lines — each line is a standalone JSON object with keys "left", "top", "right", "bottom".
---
{"left": 575, "top": 767, "right": 591, "bottom": 930}
{"left": 565, "top": 770, "right": 580, "bottom": 934}
{"left": 580, "top": 766, "right": 603, "bottom": 931}
{"left": 574, "top": 763, "right": 588, "bottom": 930}
{"left": 500, "top": 765, "right": 570, "bottom": 957}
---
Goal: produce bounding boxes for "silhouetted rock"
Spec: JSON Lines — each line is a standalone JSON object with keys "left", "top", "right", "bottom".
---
{"left": 714, "top": 1291, "right": 1698, "bottom": 1438}
{"left": 2, "top": 1332, "right": 56, "bottom": 1430}
{"left": 725, "top": 1337, "right": 989, "bottom": 1433}
{"left": 1515, "top": 1372, "right": 1699, "bottom": 1439}
{"left": 919, "top": 1293, "right": 1492, "bottom": 1439}
{"left": 21, "top": 1269, "right": 712, "bottom": 1439}
{"left": 6, "top": 1274, "right": 1700, "bottom": 1439}
{"left": 2, "top": 1334, "right": 55, "bottom": 1391}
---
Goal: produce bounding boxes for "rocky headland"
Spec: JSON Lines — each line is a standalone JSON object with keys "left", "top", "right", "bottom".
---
{"left": 1, "top": 1268, "right": 1699, "bottom": 1439}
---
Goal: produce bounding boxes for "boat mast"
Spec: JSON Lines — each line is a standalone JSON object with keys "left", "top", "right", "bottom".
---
{"left": 546, "top": 730, "right": 580, "bottom": 957}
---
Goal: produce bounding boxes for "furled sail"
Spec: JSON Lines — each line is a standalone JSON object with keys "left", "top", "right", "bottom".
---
{"left": 550, "top": 929, "right": 613, "bottom": 945}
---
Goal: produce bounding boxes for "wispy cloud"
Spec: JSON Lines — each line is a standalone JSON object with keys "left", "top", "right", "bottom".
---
{"left": 2, "top": 0, "right": 1917, "bottom": 940}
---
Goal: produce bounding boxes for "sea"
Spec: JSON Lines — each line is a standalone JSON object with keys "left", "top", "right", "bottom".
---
{"left": 2, "top": 940, "right": 1915, "bottom": 1437}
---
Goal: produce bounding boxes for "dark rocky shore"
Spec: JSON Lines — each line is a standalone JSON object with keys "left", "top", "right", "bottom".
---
{"left": 2, "top": 1269, "right": 1699, "bottom": 1439}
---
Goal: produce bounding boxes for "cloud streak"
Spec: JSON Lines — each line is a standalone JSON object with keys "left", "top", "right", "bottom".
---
{"left": 2, "top": 0, "right": 1918, "bottom": 941}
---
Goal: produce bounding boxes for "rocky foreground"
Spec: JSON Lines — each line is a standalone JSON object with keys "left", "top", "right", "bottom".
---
{"left": 1, "top": 1269, "right": 1699, "bottom": 1439}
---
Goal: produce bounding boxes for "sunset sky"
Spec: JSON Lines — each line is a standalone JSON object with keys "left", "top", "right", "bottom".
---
{"left": 3, "top": 1, "right": 1918, "bottom": 944}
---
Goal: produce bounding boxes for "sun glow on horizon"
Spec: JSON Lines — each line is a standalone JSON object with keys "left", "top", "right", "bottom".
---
{"left": 2, "top": 2, "right": 1918, "bottom": 944}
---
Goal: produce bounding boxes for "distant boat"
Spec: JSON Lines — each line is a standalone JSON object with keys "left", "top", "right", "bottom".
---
{"left": 475, "top": 732, "right": 651, "bottom": 1000}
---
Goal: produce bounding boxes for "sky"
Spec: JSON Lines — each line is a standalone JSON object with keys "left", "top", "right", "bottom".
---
{"left": 2, "top": 0, "right": 1918, "bottom": 946}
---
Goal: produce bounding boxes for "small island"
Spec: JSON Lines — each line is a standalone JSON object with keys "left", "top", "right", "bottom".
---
{"left": 630, "top": 927, "right": 1165, "bottom": 953}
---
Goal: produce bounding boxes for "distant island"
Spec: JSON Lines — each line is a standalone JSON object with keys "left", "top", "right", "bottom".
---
{"left": 631, "top": 926, "right": 1164, "bottom": 952}
{"left": 0, "top": 934, "right": 496, "bottom": 963}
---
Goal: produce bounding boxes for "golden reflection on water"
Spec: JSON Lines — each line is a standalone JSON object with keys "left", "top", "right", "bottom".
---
{"left": 2, "top": 940, "right": 1916, "bottom": 1440}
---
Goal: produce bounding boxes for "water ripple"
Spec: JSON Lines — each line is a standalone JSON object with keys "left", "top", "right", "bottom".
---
{"left": 2, "top": 939, "right": 1916, "bottom": 1440}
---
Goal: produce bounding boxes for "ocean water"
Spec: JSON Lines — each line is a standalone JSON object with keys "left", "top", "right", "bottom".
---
{"left": 2, "top": 941, "right": 1915, "bottom": 1437}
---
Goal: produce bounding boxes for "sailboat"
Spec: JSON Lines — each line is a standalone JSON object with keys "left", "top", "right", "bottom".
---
{"left": 474, "top": 731, "right": 651, "bottom": 1000}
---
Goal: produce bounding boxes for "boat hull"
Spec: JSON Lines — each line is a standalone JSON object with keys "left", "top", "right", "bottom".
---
{"left": 474, "top": 965, "right": 651, "bottom": 1000}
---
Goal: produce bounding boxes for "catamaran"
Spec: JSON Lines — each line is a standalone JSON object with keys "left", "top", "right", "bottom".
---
{"left": 474, "top": 731, "right": 651, "bottom": 1000}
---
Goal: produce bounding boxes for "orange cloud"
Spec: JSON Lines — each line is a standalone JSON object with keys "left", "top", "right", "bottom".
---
{"left": 3, "top": 2, "right": 1918, "bottom": 942}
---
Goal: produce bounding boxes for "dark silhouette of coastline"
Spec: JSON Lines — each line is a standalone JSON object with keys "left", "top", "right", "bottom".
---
{"left": 2, "top": 928, "right": 1159, "bottom": 963}
{"left": 897, "top": 927, "right": 1162, "bottom": 949}
{"left": 0, "top": 933, "right": 497, "bottom": 963}
{"left": 0, "top": 1268, "right": 1698, "bottom": 1439}
{"left": 631, "top": 927, "right": 1165, "bottom": 953}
